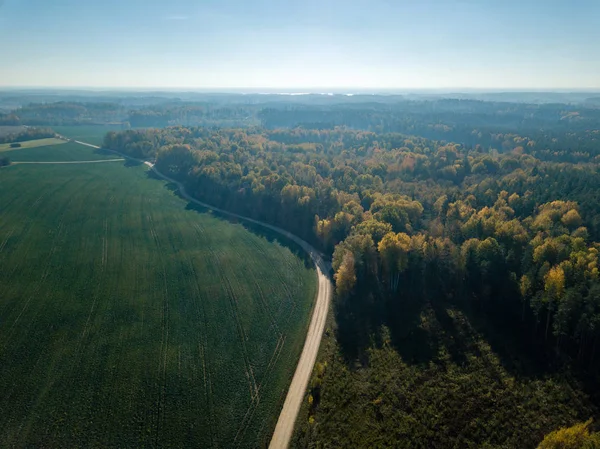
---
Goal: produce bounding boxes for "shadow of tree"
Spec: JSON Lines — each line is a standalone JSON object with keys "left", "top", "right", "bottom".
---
{"left": 387, "top": 295, "right": 438, "bottom": 366}
{"left": 334, "top": 285, "right": 384, "bottom": 365}
{"left": 124, "top": 159, "right": 143, "bottom": 167}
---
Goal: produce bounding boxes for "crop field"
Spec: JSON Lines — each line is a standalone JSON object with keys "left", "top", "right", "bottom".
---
{"left": 0, "top": 137, "right": 66, "bottom": 152}
{"left": 52, "top": 125, "right": 127, "bottom": 147}
{"left": 0, "top": 146, "right": 317, "bottom": 447}
{"left": 7, "top": 142, "right": 119, "bottom": 162}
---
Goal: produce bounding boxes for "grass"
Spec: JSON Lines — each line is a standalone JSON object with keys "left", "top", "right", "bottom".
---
{"left": 293, "top": 300, "right": 599, "bottom": 449}
{"left": 52, "top": 125, "right": 127, "bottom": 147}
{"left": 6, "top": 142, "right": 120, "bottom": 162}
{"left": 0, "top": 144, "right": 317, "bottom": 448}
{"left": 0, "top": 137, "right": 66, "bottom": 152}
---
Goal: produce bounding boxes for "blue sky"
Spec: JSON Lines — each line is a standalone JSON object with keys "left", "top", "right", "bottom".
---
{"left": 0, "top": 0, "right": 599, "bottom": 89}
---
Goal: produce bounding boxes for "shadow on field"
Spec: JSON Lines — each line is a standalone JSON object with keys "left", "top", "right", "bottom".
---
{"left": 124, "top": 159, "right": 144, "bottom": 167}
{"left": 184, "top": 200, "right": 315, "bottom": 270}
{"left": 93, "top": 148, "right": 144, "bottom": 167}
{"left": 148, "top": 170, "right": 173, "bottom": 183}
{"left": 143, "top": 169, "right": 316, "bottom": 271}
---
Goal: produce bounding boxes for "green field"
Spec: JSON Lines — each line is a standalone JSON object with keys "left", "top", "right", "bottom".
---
{"left": 0, "top": 137, "right": 66, "bottom": 152}
{"left": 7, "top": 142, "right": 119, "bottom": 162}
{"left": 0, "top": 144, "right": 317, "bottom": 447}
{"left": 52, "top": 125, "right": 127, "bottom": 147}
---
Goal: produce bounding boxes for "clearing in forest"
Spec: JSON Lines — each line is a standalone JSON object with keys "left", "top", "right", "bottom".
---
{"left": 52, "top": 125, "right": 127, "bottom": 147}
{"left": 0, "top": 144, "right": 317, "bottom": 448}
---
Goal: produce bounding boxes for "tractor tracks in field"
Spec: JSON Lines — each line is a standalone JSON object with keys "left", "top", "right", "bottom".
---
{"left": 73, "top": 141, "right": 333, "bottom": 449}
{"left": 185, "top": 233, "right": 217, "bottom": 448}
{"left": 144, "top": 210, "right": 171, "bottom": 447}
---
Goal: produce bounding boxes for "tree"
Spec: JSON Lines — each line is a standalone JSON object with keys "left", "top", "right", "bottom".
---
{"left": 334, "top": 251, "right": 356, "bottom": 298}
{"left": 562, "top": 209, "right": 583, "bottom": 230}
{"left": 544, "top": 266, "right": 566, "bottom": 341}
{"left": 353, "top": 218, "right": 393, "bottom": 244}
{"left": 537, "top": 419, "right": 600, "bottom": 448}
{"left": 553, "top": 288, "right": 579, "bottom": 352}
{"left": 316, "top": 217, "right": 333, "bottom": 249}
{"left": 378, "top": 232, "right": 411, "bottom": 292}
{"left": 520, "top": 274, "right": 532, "bottom": 321}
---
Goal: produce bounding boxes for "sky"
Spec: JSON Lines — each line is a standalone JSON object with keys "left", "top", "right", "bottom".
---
{"left": 0, "top": 0, "right": 599, "bottom": 90}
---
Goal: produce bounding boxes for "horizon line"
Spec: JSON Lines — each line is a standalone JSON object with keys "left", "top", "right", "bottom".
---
{"left": 1, "top": 86, "right": 600, "bottom": 93}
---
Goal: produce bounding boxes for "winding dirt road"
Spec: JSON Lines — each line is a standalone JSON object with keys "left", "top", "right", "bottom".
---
{"left": 73, "top": 141, "right": 332, "bottom": 449}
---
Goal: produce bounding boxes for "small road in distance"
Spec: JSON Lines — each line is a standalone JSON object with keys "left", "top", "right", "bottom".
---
{"left": 11, "top": 159, "right": 124, "bottom": 165}
{"left": 73, "top": 140, "right": 333, "bottom": 449}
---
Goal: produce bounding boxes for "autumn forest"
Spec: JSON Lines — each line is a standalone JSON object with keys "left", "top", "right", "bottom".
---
{"left": 4, "top": 93, "right": 600, "bottom": 446}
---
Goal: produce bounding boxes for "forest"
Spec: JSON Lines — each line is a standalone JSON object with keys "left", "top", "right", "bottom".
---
{"left": 0, "top": 127, "right": 55, "bottom": 144}
{"left": 5, "top": 91, "right": 600, "bottom": 446}
{"left": 2, "top": 93, "right": 600, "bottom": 135}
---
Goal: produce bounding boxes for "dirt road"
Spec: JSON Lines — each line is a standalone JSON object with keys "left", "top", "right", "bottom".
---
{"left": 75, "top": 141, "right": 333, "bottom": 449}
{"left": 11, "top": 159, "right": 124, "bottom": 165}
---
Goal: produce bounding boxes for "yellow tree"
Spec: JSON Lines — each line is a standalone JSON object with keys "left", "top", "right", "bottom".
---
{"left": 538, "top": 419, "right": 600, "bottom": 448}
{"left": 544, "top": 266, "right": 565, "bottom": 342}
{"left": 315, "top": 217, "right": 333, "bottom": 249}
{"left": 334, "top": 251, "right": 356, "bottom": 298}
{"left": 378, "top": 232, "right": 411, "bottom": 292}
{"left": 561, "top": 209, "right": 583, "bottom": 230}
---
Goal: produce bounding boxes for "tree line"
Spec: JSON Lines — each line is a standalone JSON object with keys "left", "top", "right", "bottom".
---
{"left": 0, "top": 127, "right": 55, "bottom": 144}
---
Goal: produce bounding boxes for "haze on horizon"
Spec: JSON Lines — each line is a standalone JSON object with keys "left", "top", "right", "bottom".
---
{"left": 1, "top": 0, "right": 599, "bottom": 90}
